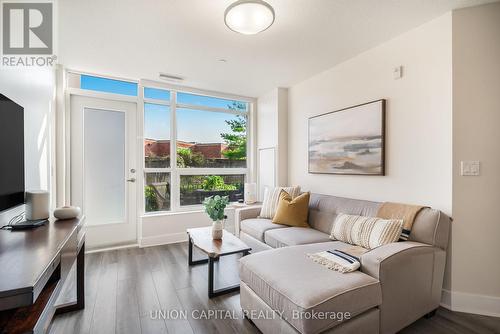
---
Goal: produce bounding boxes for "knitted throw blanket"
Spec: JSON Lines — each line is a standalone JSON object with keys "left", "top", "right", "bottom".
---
{"left": 308, "top": 246, "right": 368, "bottom": 273}
{"left": 377, "top": 202, "right": 427, "bottom": 241}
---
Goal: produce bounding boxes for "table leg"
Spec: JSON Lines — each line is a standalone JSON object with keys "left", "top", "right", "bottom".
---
{"left": 188, "top": 236, "right": 208, "bottom": 266}
{"left": 188, "top": 236, "right": 193, "bottom": 265}
{"left": 56, "top": 242, "right": 85, "bottom": 313}
{"left": 208, "top": 257, "right": 215, "bottom": 298}
{"left": 75, "top": 241, "right": 85, "bottom": 310}
{"left": 207, "top": 252, "right": 246, "bottom": 299}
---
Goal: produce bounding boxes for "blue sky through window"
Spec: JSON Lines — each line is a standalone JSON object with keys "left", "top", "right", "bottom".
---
{"left": 80, "top": 75, "right": 247, "bottom": 144}
{"left": 144, "top": 104, "right": 245, "bottom": 143}
{"left": 144, "top": 87, "right": 170, "bottom": 101}
{"left": 177, "top": 92, "right": 247, "bottom": 111}
{"left": 176, "top": 108, "right": 245, "bottom": 143}
{"left": 144, "top": 103, "right": 170, "bottom": 140}
{"left": 146, "top": 93, "right": 247, "bottom": 144}
{"left": 80, "top": 75, "right": 138, "bottom": 96}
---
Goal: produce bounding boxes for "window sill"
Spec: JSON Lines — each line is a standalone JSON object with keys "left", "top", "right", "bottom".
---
{"left": 141, "top": 209, "right": 203, "bottom": 218}
{"left": 141, "top": 205, "right": 237, "bottom": 219}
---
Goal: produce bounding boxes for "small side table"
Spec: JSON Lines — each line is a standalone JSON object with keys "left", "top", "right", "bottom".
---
{"left": 187, "top": 227, "right": 251, "bottom": 298}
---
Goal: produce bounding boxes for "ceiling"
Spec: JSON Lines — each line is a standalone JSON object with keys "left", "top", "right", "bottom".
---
{"left": 57, "top": 0, "right": 496, "bottom": 97}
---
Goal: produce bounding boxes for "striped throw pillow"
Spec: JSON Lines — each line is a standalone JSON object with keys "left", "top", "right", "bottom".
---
{"left": 330, "top": 213, "right": 403, "bottom": 250}
{"left": 259, "top": 186, "right": 301, "bottom": 219}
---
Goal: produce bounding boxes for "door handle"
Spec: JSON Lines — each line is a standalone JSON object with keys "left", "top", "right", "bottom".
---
{"left": 126, "top": 178, "right": 136, "bottom": 183}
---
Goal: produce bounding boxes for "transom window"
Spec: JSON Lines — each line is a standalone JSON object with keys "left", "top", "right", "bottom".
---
{"left": 68, "top": 73, "right": 139, "bottom": 96}
{"left": 144, "top": 88, "right": 250, "bottom": 213}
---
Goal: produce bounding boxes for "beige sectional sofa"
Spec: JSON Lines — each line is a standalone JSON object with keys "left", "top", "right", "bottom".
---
{"left": 235, "top": 193, "right": 451, "bottom": 334}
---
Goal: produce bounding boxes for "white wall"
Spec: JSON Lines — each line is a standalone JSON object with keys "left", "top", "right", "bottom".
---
{"left": 0, "top": 69, "right": 56, "bottom": 211}
{"left": 140, "top": 208, "right": 236, "bottom": 247}
{"left": 257, "top": 88, "right": 288, "bottom": 199}
{"left": 287, "top": 13, "right": 453, "bottom": 214}
{"left": 447, "top": 2, "right": 500, "bottom": 316}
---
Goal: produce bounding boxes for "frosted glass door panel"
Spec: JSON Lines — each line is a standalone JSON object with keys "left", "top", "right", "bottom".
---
{"left": 84, "top": 108, "right": 126, "bottom": 225}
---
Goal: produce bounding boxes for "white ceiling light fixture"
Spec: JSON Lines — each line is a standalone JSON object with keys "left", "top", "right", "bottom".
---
{"left": 224, "top": 0, "right": 275, "bottom": 35}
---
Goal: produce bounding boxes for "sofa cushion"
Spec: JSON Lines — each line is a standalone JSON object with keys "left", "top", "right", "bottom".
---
{"left": 330, "top": 213, "right": 403, "bottom": 249}
{"left": 239, "top": 242, "right": 382, "bottom": 334}
{"left": 264, "top": 227, "right": 331, "bottom": 248}
{"left": 240, "top": 218, "right": 288, "bottom": 242}
{"left": 272, "top": 191, "right": 310, "bottom": 228}
{"left": 308, "top": 194, "right": 381, "bottom": 234}
{"left": 260, "top": 186, "right": 301, "bottom": 219}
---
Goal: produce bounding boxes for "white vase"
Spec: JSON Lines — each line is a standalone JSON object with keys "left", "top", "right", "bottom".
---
{"left": 54, "top": 206, "right": 81, "bottom": 220}
{"left": 244, "top": 182, "right": 257, "bottom": 204}
{"left": 211, "top": 220, "right": 224, "bottom": 240}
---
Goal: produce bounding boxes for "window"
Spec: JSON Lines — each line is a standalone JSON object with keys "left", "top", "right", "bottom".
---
{"left": 177, "top": 92, "right": 248, "bottom": 111}
{"left": 144, "top": 87, "right": 170, "bottom": 101}
{"left": 180, "top": 175, "right": 244, "bottom": 206}
{"left": 176, "top": 108, "right": 247, "bottom": 168}
{"left": 145, "top": 172, "right": 171, "bottom": 212}
{"left": 143, "top": 87, "right": 251, "bottom": 213}
{"left": 77, "top": 74, "right": 138, "bottom": 96}
{"left": 144, "top": 103, "right": 171, "bottom": 168}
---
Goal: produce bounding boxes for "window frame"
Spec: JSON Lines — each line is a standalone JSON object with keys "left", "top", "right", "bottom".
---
{"left": 141, "top": 81, "right": 253, "bottom": 214}
{"left": 64, "top": 71, "right": 255, "bottom": 216}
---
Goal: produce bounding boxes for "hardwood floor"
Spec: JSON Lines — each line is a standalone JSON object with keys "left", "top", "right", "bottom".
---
{"left": 49, "top": 243, "right": 500, "bottom": 334}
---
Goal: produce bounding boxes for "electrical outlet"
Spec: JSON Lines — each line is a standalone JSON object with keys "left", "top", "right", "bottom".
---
{"left": 461, "top": 161, "right": 480, "bottom": 176}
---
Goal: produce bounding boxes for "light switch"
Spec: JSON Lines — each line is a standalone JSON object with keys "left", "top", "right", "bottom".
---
{"left": 393, "top": 66, "right": 403, "bottom": 79}
{"left": 461, "top": 161, "right": 480, "bottom": 176}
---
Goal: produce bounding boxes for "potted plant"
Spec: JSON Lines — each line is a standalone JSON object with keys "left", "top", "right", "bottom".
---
{"left": 203, "top": 195, "right": 229, "bottom": 240}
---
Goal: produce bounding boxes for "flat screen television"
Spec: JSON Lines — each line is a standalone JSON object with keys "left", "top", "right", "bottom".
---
{"left": 0, "top": 94, "right": 25, "bottom": 212}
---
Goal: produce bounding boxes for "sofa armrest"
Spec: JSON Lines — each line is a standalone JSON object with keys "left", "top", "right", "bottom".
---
{"left": 361, "top": 241, "right": 432, "bottom": 279}
{"left": 360, "top": 242, "right": 446, "bottom": 334}
{"left": 234, "top": 205, "right": 262, "bottom": 237}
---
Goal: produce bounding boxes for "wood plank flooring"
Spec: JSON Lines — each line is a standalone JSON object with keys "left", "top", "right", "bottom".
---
{"left": 49, "top": 243, "right": 500, "bottom": 334}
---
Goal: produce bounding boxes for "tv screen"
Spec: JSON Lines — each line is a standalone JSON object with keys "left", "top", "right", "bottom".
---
{"left": 0, "top": 94, "right": 25, "bottom": 212}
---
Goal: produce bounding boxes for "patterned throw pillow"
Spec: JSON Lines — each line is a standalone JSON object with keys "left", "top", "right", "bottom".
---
{"left": 330, "top": 213, "right": 403, "bottom": 250}
{"left": 259, "top": 186, "right": 301, "bottom": 219}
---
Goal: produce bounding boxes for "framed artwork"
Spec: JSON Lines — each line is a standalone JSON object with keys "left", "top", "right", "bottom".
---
{"left": 308, "top": 99, "right": 386, "bottom": 175}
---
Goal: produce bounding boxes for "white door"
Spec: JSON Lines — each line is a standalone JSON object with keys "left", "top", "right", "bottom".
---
{"left": 70, "top": 95, "right": 137, "bottom": 248}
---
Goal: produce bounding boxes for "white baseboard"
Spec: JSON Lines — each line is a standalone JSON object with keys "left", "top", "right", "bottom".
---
{"left": 441, "top": 289, "right": 500, "bottom": 317}
{"left": 140, "top": 232, "right": 188, "bottom": 248}
{"left": 85, "top": 243, "right": 139, "bottom": 254}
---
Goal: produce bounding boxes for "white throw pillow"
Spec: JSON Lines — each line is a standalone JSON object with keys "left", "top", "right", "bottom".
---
{"left": 259, "top": 186, "right": 301, "bottom": 219}
{"left": 330, "top": 213, "right": 403, "bottom": 249}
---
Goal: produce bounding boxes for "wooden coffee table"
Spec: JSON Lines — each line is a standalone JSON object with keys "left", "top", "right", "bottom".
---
{"left": 187, "top": 226, "right": 251, "bottom": 298}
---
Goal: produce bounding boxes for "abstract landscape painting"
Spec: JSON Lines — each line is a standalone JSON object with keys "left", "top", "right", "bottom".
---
{"left": 308, "top": 100, "right": 385, "bottom": 175}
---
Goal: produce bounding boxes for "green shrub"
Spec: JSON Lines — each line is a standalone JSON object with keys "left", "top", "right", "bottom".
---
{"left": 201, "top": 175, "right": 237, "bottom": 191}
{"left": 145, "top": 185, "right": 158, "bottom": 212}
{"left": 177, "top": 147, "right": 205, "bottom": 167}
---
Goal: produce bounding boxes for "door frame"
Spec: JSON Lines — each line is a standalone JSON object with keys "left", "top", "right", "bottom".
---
{"left": 67, "top": 92, "right": 140, "bottom": 249}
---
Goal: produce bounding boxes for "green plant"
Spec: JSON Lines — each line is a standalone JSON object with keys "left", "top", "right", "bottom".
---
{"left": 203, "top": 195, "right": 229, "bottom": 221}
{"left": 201, "top": 175, "right": 237, "bottom": 191}
{"left": 145, "top": 185, "right": 158, "bottom": 212}
{"left": 176, "top": 147, "right": 205, "bottom": 167}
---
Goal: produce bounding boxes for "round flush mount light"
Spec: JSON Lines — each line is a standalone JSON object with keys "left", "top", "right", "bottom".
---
{"left": 224, "top": 0, "right": 275, "bottom": 35}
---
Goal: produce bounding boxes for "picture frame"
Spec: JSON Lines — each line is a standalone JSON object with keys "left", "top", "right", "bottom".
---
{"left": 308, "top": 99, "right": 386, "bottom": 175}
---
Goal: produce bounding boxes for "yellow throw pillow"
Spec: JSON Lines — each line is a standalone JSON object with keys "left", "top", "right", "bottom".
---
{"left": 272, "top": 191, "right": 310, "bottom": 227}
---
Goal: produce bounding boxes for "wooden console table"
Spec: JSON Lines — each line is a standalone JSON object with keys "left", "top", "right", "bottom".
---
{"left": 0, "top": 217, "right": 85, "bottom": 334}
